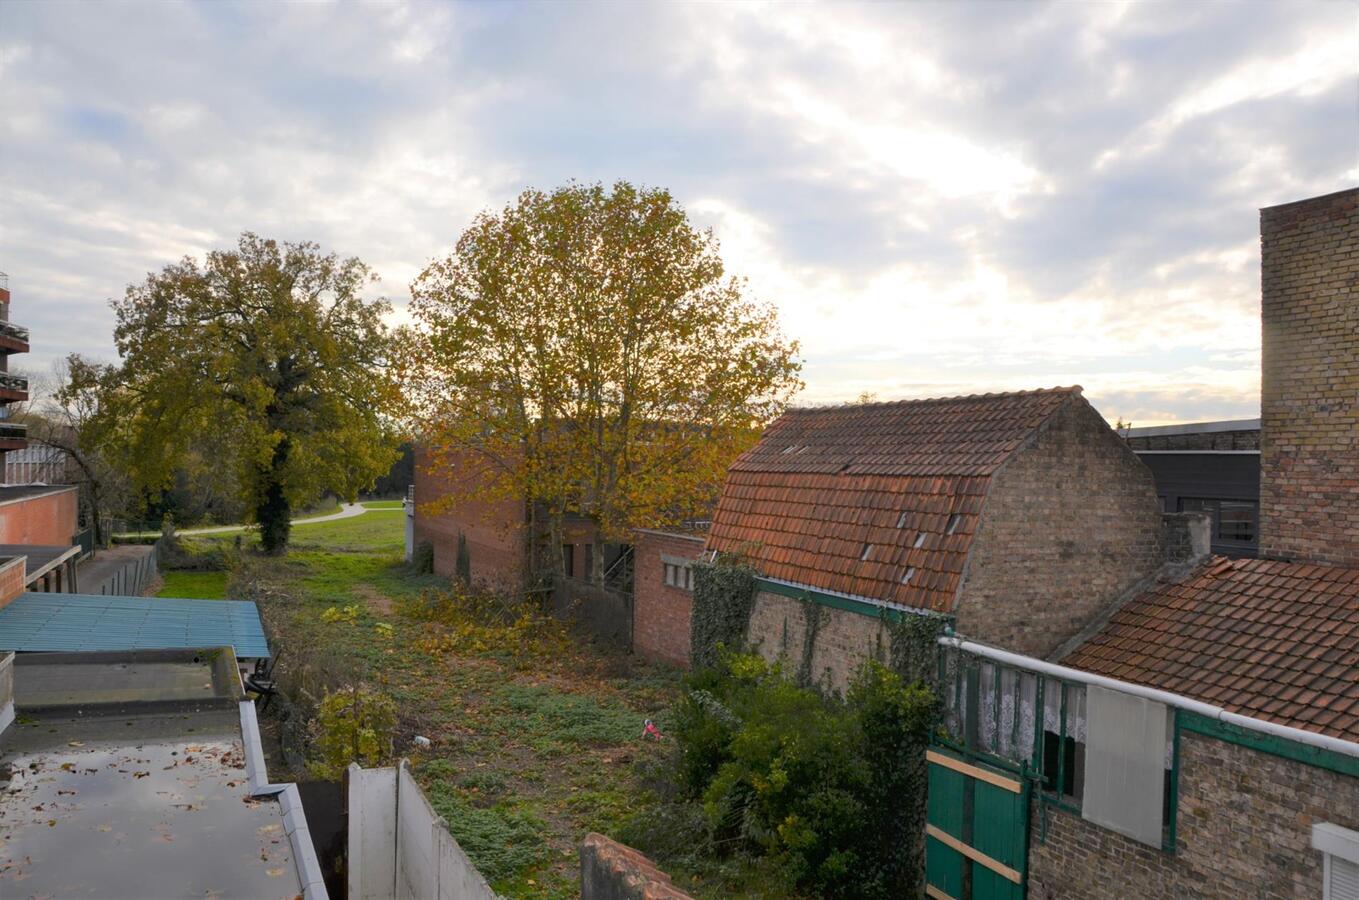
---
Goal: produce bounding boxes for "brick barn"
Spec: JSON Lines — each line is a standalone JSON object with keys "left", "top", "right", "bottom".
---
{"left": 702, "top": 385, "right": 1192, "bottom": 687}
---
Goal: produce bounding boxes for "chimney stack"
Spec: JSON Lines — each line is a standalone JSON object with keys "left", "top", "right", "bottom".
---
{"left": 1258, "top": 188, "right": 1359, "bottom": 566}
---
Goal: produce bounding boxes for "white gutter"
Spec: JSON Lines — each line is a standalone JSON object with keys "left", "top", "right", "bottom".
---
{"left": 939, "top": 636, "right": 1359, "bottom": 761}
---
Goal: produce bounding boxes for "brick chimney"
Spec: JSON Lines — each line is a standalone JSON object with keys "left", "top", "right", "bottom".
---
{"left": 1258, "top": 187, "right": 1359, "bottom": 566}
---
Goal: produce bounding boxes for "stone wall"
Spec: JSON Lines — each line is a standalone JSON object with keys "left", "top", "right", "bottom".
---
{"left": 631, "top": 530, "right": 704, "bottom": 666}
{"left": 746, "top": 590, "right": 887, "bottom": 692}
{"left": 1259, "top": 187, "right": 1359, "bottom": 567}
{"left": 1028, "top": 729, "right": 1359, "bottom": 899}
{"left": 956, "top": 396, "right": 1165, "bottom": 657}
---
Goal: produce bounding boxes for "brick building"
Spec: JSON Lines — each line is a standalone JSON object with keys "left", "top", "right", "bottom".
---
{"left": 1013, "top": 189, "right": 1359, "bottom": 899}
{"left": 412, "top": 446, "right": 608, "bottom": 596}
{"left": 702, "top": 386, "right": 1184, "bottom": 687}
{"left": 632, "top": 528, "right": 705, "bottom": 665}
{"left": 1259, "top": 188, "right": 1359, "bottom": 568}
{"left": 0, "top": 274, "right": 80, "bottom": 590}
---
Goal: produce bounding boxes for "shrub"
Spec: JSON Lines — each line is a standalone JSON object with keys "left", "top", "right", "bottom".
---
{"left": 657, "top": 652, "right": 937, "bottom": 899}
{"left": 307, "top": 684, "right": 398, "bottom": 779}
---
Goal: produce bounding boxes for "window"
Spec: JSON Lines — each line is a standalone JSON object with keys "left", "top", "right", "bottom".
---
{"left": 913, "top": 531, "right": 927, "bottom": 549}
{"left": 1313, "top": 822, "right": 1359, "bottom": 900}
{"left": 901, "top": 566, "right": 916, "bottom": 585}
{"left": 663, "top": 561, "right": 694, "bottom": 591}
{"left": 859, "top": 543, "right": 874, "bottom": 561}
{"left": 945, "top": 513, "right": 962, "bottom": 535}
{"left": 562, "top": 544, "right": 575, "bottom": 578}
{"left": 1178, "top": 498, "right": 1258, "bottom": 545}
{"left": 896, "top": 511, "right": 909, "bottom": 529}
{"left": 1218, "top": 501, "right": 1255, "bottom": 543}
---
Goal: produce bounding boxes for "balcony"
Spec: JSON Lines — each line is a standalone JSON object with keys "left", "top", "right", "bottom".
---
{"left": 0, "top": 372, "right": 27, "bottom": 402}
{"left": 0, "top": 319, "right": 29, "bottom": 354}
{"left": 0, "top": 421, "right": 26, "bottom": 450}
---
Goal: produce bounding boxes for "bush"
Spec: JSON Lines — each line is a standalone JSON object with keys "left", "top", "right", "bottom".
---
{"left": 654, "top": 652, "right": 937, "bottom": 899}
{"left": 307, "top": 684, "right": 398, "bottom": 779}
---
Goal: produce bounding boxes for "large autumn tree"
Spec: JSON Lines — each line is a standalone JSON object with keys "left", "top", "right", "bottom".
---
{"left": 406, "top": 181, "right": 802, "bottom": 582}
{"left": 106, "top": 233, "right": 403, "bottom": 553}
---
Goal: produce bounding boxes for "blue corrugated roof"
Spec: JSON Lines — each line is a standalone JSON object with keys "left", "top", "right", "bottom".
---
{"left": 0, "top": 592, "right": 270, "bottom": 658}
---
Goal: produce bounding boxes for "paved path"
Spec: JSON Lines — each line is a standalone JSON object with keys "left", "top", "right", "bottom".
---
{"left": 119, "top": 503, "right": 389, "bottom": 539}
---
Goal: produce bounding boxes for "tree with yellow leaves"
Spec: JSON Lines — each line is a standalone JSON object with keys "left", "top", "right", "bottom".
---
{"left": 405, "top": 181, "right": 802, "bottom": 583}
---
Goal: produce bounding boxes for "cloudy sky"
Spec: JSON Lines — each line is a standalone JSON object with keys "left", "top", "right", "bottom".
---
{"left": 2, "top": 1, "right": 1355, "bottom": 423}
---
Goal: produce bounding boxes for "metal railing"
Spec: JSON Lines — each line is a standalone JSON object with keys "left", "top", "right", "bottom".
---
{"left": 0, "top": 373, "right": 28, "bottom": 394}
{"left": 0, "top": 422, "right": 27, "bottom": 441}
{"left": 0, "top": 320, "right": 29, "bottom": 342}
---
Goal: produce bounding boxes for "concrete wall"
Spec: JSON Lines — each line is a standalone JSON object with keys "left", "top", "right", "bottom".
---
{"left": 632, "top": 530, "right": 704, "bottom": 666}
{"left": 1259, "top": 188, "right": 1359, "bottom": 567}
{"left": 580, "top": 833, "right": 692, "bottom": 900}
{"left": 348, "top": 761, "right": 495, "bottom": 900}
{"left": 956, "top": 396, "right": 1165, "bottom": 658}
{"left": 0, "top": 487, "right": 78, "bottom": 546}
{"left": 413, "top": 446, "right": 527, "bottom": 594}
{"left": 0, "top": 652, "right": 13, "bottom": 737}
{"left": 1028, "top": 729, "right": 1359, "bottom": 899}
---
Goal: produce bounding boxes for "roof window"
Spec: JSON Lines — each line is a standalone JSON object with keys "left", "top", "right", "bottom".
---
{"left": 896, "top": 512, "right": 909, "bottom": 529}
{"left": 901, "top": 567, "right": 917, "bottom": 584}
{"left": 782, "top": 445, "right": 799, "bottom": 454}
{"left": 913, "top": 532, "right": 927, "bottom": 549}
{"left": 860, "top": 543, "right": 874, "bottom": 561}
{"left": 946, "top": 513, "right": 962, "bottom": 535}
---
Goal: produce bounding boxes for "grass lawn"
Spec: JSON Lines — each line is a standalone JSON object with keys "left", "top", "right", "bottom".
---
{"left": 156, "top": 570, "right": 229, "bottom": 599}
{"left": 183, "top": 512, "right": 683, "bottom": 899}
{"left": 360, "top": 500, "right": 404, "bottom": 509}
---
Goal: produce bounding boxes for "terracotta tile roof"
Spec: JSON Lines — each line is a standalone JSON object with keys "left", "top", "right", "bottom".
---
{"left": 1064, "top": 556, "right": 1359, "bottom": 742}
{"left": 707, "top": 387, "right": 1080, "bottom": 611}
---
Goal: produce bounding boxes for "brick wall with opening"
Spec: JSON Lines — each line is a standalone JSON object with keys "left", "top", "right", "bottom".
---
{"left": 632, "top": 530, "right": 705, "bottom": 666}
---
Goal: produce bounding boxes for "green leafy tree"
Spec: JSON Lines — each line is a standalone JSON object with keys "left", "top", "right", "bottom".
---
{"left": 106, "top": 233, "right": 403, "bottom": 553}
{"left": 406, "top": 181, "right": 802, "bottom": 582}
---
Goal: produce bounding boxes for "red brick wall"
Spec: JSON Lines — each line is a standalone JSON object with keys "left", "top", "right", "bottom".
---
{"left": 0, "top": 488, "right": 78, "bottom": 547}
{"left": 956, "top": 396, "right": 1164, "bottom": 657}
{"left": 1259, "top": 188, "right": 1359, "bottom": 567}
{"left": 0, "top": 556, "right": 26, "bottom": 608}
{"left": 412, "top": 447, "right": 527, "bottom": 595}
{"left": 632, "top": 530, "right": 704, "bottom": 666}
{"left": 1028, "top": 729, "right": 1359, "bottom": 899}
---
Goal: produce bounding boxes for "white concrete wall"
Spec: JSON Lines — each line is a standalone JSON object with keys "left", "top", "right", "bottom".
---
{"left": 0, "top": 652, "right": 13, "bottom": 736}
{"left": 349, "top": 760, "right": 495, "bottom": 900}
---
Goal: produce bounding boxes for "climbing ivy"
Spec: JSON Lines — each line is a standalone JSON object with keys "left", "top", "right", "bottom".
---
{"left": 883, "top": 610, "right": 951, "bottom": 687}
{"left": 796, "top": 596, "right": 828, "bottom": 688}
{"left": 689, "top": 559, "right": 759, "bottom": 670}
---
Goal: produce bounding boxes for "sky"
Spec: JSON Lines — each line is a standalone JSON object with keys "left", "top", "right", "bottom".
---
{"left": 1, "top": 1, "right": 1356, "bottom": 425}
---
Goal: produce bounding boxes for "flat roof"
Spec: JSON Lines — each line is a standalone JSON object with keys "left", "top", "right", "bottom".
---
{"left": 1, "top": 653, "right": 304, "bottom": 899}
{"left": 1122, "top": 417, "right": 1260, "bottom": 438}
{"left": 0, "top": 484, "right": 77, "bottom": 507}
{"left": 0, "top": 593, "right": 270, "bottom": 657}
{"left": 0, "top": 544, "right": 79, "bottom": 583}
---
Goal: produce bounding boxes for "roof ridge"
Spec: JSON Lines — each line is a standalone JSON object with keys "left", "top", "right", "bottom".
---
{"left": 784, "top": 385, "right": 1082, "bottom": 414}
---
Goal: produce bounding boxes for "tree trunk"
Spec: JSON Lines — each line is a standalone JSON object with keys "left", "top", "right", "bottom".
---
{"left": 256, "top": 436, "right": 292, "bottom": 555}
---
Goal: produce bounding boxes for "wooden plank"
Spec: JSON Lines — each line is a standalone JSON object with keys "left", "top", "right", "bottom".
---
{"left": 925, "top": 884, "right": 956, "bottom": 900}
{"left": 925, "top": 824, "right": 1022, "bottom": 885}
{"left": 926, "top": 749, "right": 1022, "bottom": 794}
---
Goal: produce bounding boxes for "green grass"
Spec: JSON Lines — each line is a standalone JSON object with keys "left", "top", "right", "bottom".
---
{"left": 189, "top": 508, "right": 685, "bottom": 898}
{"left": 361, "top": 500, "right": 404, "bottom": 509}
{"left": 157, "top": 570, "right": 229, "bottom": 599}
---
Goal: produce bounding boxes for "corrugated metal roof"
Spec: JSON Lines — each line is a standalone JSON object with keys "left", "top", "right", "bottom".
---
{"left": 0, "top": 592, "right": 270, "bottom": 658}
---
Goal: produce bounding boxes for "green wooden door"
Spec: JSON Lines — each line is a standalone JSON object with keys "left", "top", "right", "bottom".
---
{"left": 924, "top": 748, "right": 1029, "bottom": 900}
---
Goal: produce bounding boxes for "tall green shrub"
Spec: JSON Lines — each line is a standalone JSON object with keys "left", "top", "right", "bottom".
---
{"left": 666, "top": 652, "right": 937, "bottom": 898}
